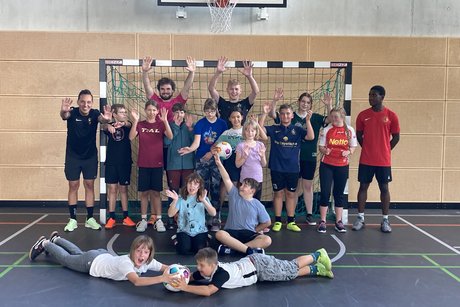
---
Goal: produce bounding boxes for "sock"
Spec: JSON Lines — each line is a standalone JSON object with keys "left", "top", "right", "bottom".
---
{"left": 141, "top": 215, "right": 147, "bottom": 220}
{"left": 383, "top": 215, "right": 389, "bottom": 220}
{"left": 157, "top": 215, "right": 162, "bottom": 220}
{"left": 68, "top": 205, "right": 77, "bottom": 220}
{"left": 309, "top": 265, "right": 318, "bottom": 275}
{"left": 307, "top": 213, "right": 312, "bottom": 217}
{"left": 110, "top": 211, "right": 116, "bottom": 219}
{"left": 287, "top": 216, "right": 295, "bottom": 223}
{"left": 275, "top": 216, "right": 282, "bottom": 223}
{"left": 123, "top": 211, "right": 129, "bottom": 218}
{"left": 358, "top": 212, "right": 365, "bottom": 220}
{"left": 86, "top": 206, "right": 94, "bottom": 219}
{"left": 311, "top": 251, "right": 320, "bottom": 262}
{"left": 246, "top": 247, "right": 254, "bottom": 255}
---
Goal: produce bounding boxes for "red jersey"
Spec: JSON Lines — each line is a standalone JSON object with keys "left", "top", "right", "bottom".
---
{"left": 136, "top": 120, "right": 166, "bottom": 168}
{"left": 356, "top": 107, "right": 400, "bottom": 167}
{"left": 319, "top": 125, "right": 357, "bottom": 167}
{"left": 150, "top": 93, "right": 187, "bottom": 122}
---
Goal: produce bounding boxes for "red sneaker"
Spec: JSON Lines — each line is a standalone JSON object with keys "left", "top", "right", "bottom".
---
{"left": 105, "top": 218, "right": 116, "bottom": 229}
{"left": 122, "top": 216, "right": 136, "bottom": 227}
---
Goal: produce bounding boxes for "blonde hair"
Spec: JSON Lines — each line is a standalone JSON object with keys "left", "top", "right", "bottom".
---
{"left": 195, "top": 247, "right": 218, "bottom": 265}
{"left": 129, "top": 235, "right": 154, "bottom": 264}
{"left": 243, "top": 119, "right": 260, "bottom": 140}
{"left": 330, "top": 107, "right": 351, "bottom": 141}
{"left": 227, "top": 79, "right": 241, "bottom": 88}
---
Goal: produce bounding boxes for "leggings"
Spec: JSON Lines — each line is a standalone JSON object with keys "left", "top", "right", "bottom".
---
{"left": 176, "top": 232, "right": 209, "bottom": 255}
{"left": 195, "top": 159, "right": 222, "bottom": 212}
{"left": 44, "top": 237, "right": 108, "bottom": 273}
{"left": 319, "top": 162, "right": 349, "bottom": 207}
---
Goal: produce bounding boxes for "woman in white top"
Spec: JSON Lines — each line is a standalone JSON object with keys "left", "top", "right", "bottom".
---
{"left": 29, "top": 233, "right": 176, "bottom": 286}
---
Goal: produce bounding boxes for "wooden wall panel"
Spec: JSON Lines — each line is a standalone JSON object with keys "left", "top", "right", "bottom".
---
{"left": 391, "top": 135, "right": 443, "bottom": 168}
{"left": 172, "top": 35, "right": 309, "bottom": 61}
{"left": 445, "top": 101, "right": 460, "bottom": 135}
{"left": 447, "top": 38, "right": 460, "bottom": 66}
{"left": 0, "top": 167, "right": 99, "bottom": 200}
{"left": 349, "top": 169, "right": 442, "bottom": 203}
{"left": 137, "top": 34, "right": 173, "bottom": 59}
{"left": 444, "top": 136, "right": 460, "bottom": 168}
{"left": 0, "top": 32, "right": 136, "bottom": 61}
{"left": 0, "top": 132, "right": 66, "bottom": 165}
{"left": 0, "top": 62, "right": 98, "bottom": 96}
{"left": 351, "top": 99, "right": 444, "bottom": 135}
{"left": 352, "top": 67, "right": 445, "bottom": 101}
{"left": 311, "top": 37, "right": 447, "bottom": 65}
{"left": 443, "top": 171, "right": 460, "bottom": 202}
{"left": 446, "top": 67, "right": 460, "bottom": 99}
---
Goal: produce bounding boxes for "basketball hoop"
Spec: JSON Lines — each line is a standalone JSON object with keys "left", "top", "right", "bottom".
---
{"left": 207, "top": 0, "right": 238, "bottom": 33}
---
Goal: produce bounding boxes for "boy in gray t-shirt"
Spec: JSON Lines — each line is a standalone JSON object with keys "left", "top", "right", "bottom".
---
{"left": 213, "top": 155, "right": 272, "bottom": 255}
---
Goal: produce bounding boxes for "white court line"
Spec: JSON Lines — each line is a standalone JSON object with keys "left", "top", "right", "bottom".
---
{"left": 395, "top": 215, "right": 460, "bottom": 256}
{"left": 107, "top": 234, "right": 120, "bottom": 256}
{"left": 0, "top": 214, "right": 48, "bottom": 247}
{"left": 330, "top": 234, "right": 346, "bottom": 263}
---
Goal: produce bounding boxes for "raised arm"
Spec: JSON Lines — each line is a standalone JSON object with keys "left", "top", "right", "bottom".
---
{"left": 198, "top": 189, "right": 216, "bottom": 217}
{"left": 322, "top": 92, "right": 333, "bottom": 124}
{"left": 129, "top": 109, "right": 140, "bottom": 140}
{"left": 179, "top": 56, "right": 196, "bottom": 100}
{"left": 304, "top": 110, "right": 314, "bottom": 141}
{"left": 98, "top": 104, "right": 112, "bottom": 124}
{"left": 258, "top": 101, "right": 273, "bottom": 134}
{"left": 60, "top": 98, "right": 72, "bottom": 120}
{"left": 159, "top": 108, "right": 173, "bottom": 140}
{"left": 165, "top": 190, "right": 180, "bottom": 217}
{"left": 238, "top": 60, "right": 259, "bottom": 104}
{"left": 214, "top": 154, "right": 233, "bottom": 193}
{"left": 142, "top": 56, "right": 155, "bottom": 99}
{"left": 208, "top": 56, "right": 227, "bottom": 101}
{"left": 268, "top": 88, "right": 283, "bottom": 120}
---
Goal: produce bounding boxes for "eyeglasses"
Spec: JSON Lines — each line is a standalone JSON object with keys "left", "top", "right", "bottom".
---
{"left": 204, "top": 110, "right": 217, "bottom": 114}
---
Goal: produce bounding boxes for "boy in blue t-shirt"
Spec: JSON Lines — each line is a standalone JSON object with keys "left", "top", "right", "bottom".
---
{"left": 260, "top": 102, "right": 314, "bottom": 232}
{"left": 179, "top": 99, "right": 227, "bottom": 229}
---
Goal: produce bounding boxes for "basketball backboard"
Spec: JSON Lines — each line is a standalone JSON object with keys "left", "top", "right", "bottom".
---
{"left": 158, "top": 0, "right": 287, "bottom": 8}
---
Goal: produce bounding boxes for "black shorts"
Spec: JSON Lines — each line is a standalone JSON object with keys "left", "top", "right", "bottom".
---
{"left": 65, "top": 154, "right": 98, "bottom": 181}
{"left": 300, "top": 160, "right": 317, "bottom": 180}
{"left": 270, "top": 170, "right": 299, "bottom": 192}
{"left": 138, "top": 167, "right": 163, "bottom": 192}
{"left": 358, "top": 164, "right": 392, "bottom": 184}
{"left": 226, "top": 229, "right": 260, "bottom": 244}
{"left": 105, "top": 164, "right": 131, "bottom": 185}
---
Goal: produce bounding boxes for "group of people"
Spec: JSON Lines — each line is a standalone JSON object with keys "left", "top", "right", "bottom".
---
{"left": 56, "top": 55, "right": 400, "bottom": 257}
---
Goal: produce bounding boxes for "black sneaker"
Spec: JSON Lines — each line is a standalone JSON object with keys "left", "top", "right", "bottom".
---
{"left": 49, "top": 231, "right": 60, "bottom": 243}
{"left": 217, "top": 244, "right": 232, "bottom": 255}
{"left": 252, "top": 248, "right": 265, "bottom": 254}
{"left": 317, "top": 221, "right": 327, "bottom": 233}
{"left": 29, "top": 236, "right": 46, "bottom": 261}
{"left": 170, "top": 234, "right": 178, "bottom": 246}
{"left": 334, "top": 220, "right": 347, "bottom": 233}
{"left": 306, "top": 214, "right": 317, "bottom": 226}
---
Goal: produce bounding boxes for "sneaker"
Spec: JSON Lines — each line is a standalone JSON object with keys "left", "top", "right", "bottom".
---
{"left": 210, "top": 217, "right": 221, "bottom": 232}
{"left": 334, "top": 220, "right": 347, "bottom": 233}
{"left": 64, "top": 218, "right": 78, "bottom": 232}
{"left": 315, "top": 262, "right": 334, "bottom": 279}
{"left": 317, "top": 220, "right": 327, "bottom": 233}
{"left": 29, "top": 236, "right": 46, "bottom": 261}
{"left": 381, "top": 218, "right": 392, "bottom": 233}
{"left": 136, "top": 219, "right": 148, "bottom": 232}
{"left": 252, "top": 248, "right": 265, "bottom": 254}
{"left": 272, "top": 221, "right": 282, "bottom": 232}
{"left": 352, "top": 216, "right": 365, "bottom": 231}
{"left": 147, "top": 215, "right": 157, "bottom": 225}
{"left": 49, "top": 231, "right": 60, "bottom": 244}
{"left": 105, "top": 218, "right": 116, "bottom": 229}
{"left": 316, "top": 248, "right": 331, "bottom": 271}
{"left": 306, "top": 214, "right": 317, "bottom": 226}
{"left": 286, "top": 222, "right": 301, "bottom": 232}
{"left": 171, "top": 234, "right": 178, "bottom": 246}
{"left": 122, "top": 216, "right": 136, "bottom": 227}
{"left": 217, "top": 244, "right": 232, "bottom": 255}
{"left": 85, "top": 217, "right": 101, "bottom": 230}
{"left": 154, "top": 219, "right": 166, "bottom": 232}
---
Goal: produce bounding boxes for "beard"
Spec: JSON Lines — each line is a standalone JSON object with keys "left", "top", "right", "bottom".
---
{"left": 160, "top": 93, "right": 174, "bottom": 101}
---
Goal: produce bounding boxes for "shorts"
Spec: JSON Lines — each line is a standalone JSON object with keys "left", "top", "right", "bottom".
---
{"left": 223, "top": 154, "right": 240, "bottom": 182}
{"left": 225, "top": 229, "right": 260, "bottom": 244}
{"left": 249, "top": 254, "right": 298, "bottom": 281}
{"left": 270, "top": 170, "right": 299, "bottom": 192}
{"left": 65, "top": 154, "right": 98, "bottom": 181}
{"left": 299, "top": 160, "right": 317, "bottom": 180}
{"left": 105, "top": 164, "right": 131, "bottom": 185}
{"left": 358, "top": 164, "right": 392, "bottom": 184}
{"left": 138, "top": 167, "right": 163, "bottom": 192}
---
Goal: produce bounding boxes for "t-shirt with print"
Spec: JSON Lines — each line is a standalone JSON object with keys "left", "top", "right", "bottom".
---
{"left": 193, "top": 117, "right": 228, "bottom": 160}
{"left": 265, "top": 124, "right": 307, "bottom": 173}
{"left": 224, "top": 186, "right": 270, "bottom": 232}
{"left": 318, "top": 124, "right": 357, "bottom": 167}
{"left": 66, "top": 108, "right": 100, "bottom": 159}
{"left": 136, "top": 120, "right": 165, "bottom": 168}
{"left": 150, "top": 93, "right": 187, "bottom": 122}
{"left": 104, "top": 125, "right": 132, "bottom": 165}
{"left": 175, "top": 195, "right": 210, "bottom": 237}
{"left": 192, "top": 257, "right": 257, "bottom": 289}
{"left": 90, "top": 254, "right": 163, "bottom": 281}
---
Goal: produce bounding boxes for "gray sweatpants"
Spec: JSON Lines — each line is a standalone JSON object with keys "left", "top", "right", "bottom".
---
{"left": 44, "top": 237, "right": 108, "bottom": 273}
{"left": 249, "top": 254, "right": 299, "bottom": 281}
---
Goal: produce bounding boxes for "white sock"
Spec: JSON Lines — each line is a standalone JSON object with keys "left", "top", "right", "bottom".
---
{"left": 383, "top": 215, "right": 389, "bottom": 220}
{"left": 358, "top": 212, "right": 365, "bottom": 220}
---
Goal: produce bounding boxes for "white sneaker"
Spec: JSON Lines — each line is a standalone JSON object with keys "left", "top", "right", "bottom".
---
{"left": 154, "top": 219, "right": 166, "bottom": 232}
{"left": 136, "top": 219, "right": 148, "bottom": 232}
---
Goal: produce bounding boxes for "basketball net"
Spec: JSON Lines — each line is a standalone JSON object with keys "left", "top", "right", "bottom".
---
{"left": 207, "top": 0, "right": 238, "bottom": 33}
